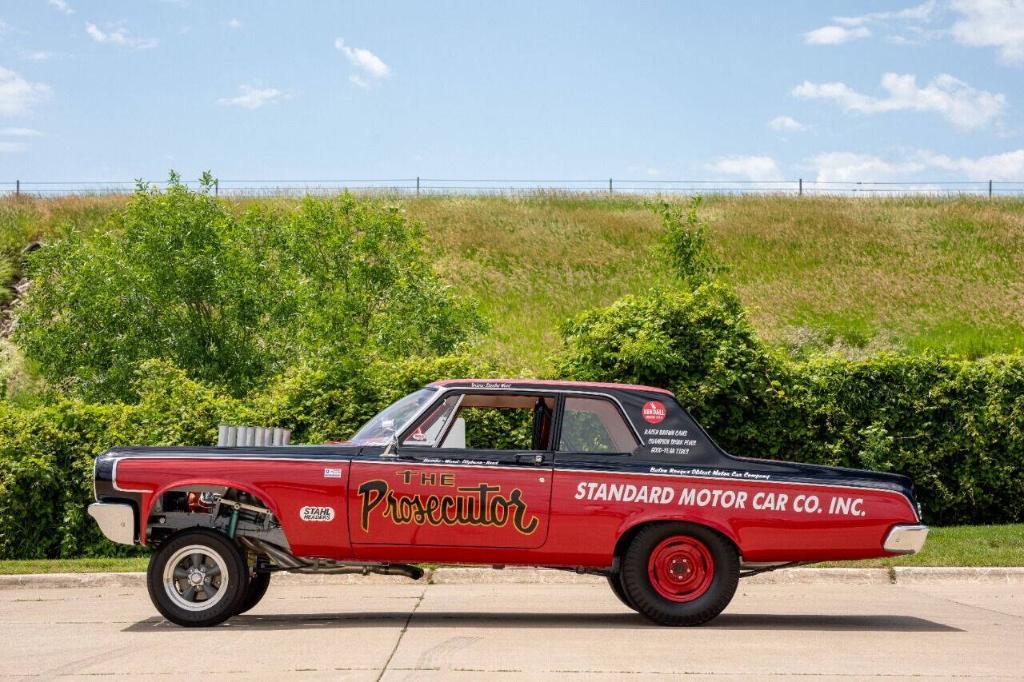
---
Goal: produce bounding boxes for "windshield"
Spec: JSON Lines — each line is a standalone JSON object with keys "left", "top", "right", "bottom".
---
{"left": 350, "top": 388, "right": 437, "bottom": 445}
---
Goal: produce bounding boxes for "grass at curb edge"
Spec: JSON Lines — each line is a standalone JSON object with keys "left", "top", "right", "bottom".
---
{"left": 1, "top": 525, "right": 1021, "bottom": 575}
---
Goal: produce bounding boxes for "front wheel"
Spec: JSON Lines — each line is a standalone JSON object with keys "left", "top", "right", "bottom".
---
{"left": 147, "top": 528, "right": 248, "bottom": 627}
{"left": 620, "top": 523, "right": 739, "bottom": 626}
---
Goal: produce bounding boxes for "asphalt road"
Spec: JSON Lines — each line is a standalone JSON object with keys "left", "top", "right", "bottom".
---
{"left": 1, "top": 578, "right": 1022, "bottom": 680}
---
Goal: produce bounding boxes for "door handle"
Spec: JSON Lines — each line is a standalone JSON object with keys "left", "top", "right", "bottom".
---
{"left": 516, "top": 453, "right": 545, "bottom": 465}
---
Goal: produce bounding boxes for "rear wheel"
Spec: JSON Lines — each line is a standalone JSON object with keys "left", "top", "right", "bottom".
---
{"left": 147, "top": 528, "right": 248, "bottom": 627}
{"left": 236, "top": 570, "right": 271, "bottom": 615}
{"left": 620, "top": 523, "right": 738, "bottom": 626}
{"left": 606, "top": 573, "right": 638, "bottom": 611}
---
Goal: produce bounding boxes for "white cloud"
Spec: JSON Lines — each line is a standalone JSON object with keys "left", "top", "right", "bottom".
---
{"left": 768, "top": 115, "right": 805, "bottom": 132}
{"left": 708, "top": 155, "right": 783, "bottom": 181}
{"left": 805, "top": 2, "right": 935, "bottom": 46}
{"left": 0, "top": 141, "right": 27, "bottom": 153}
{"left": 950, "top": 0, "right": 1024, "bottom": 65}
{"left": 0, "top": 66, "right": 51, "bottom": 116}
{"left": 792, "top": 72, "right": 1006, "bottom": 130}
{"left": 919, "top": 148, "right": 1024, "bottom": 180}
{"left": 0, "top": 127, "right": 42, "bottom": 136}
{"left": 806, "top": 147, "right": 1024, "bottom": 183}
{"left": 834, "top": 1, "right": 936, "bottom": 27}
{"left": 804, "top": 25, "right": 871, "bottom": 45}
{"left": 48, "top": 0, "right": 74, "bottom": 15}
{"left": 335, "top": 38, "right": 390, "bottom": 84}
{"left": 85, "top": 22, "right": 158, "bottom": 50}
{"left": 807, "top": 152, "right": 926, "bottom": 183}
{"left": 216, "top": 84, "right": 286, "bottom": 109}
{"left": 226, "top": 18, "right": 242, "bottom": 29}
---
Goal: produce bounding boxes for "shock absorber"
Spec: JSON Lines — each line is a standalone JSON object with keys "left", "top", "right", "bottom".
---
{"left": 227, "top": 504, "right": 240, "bottom": 539}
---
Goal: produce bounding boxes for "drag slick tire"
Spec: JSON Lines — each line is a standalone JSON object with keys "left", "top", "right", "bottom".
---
{"left": 147, "top": 528, "right": 248, "bottom": 627}
{"left": 236, "top": 570, "right": 271, "bottom": 615}
{"left": 620, "top": 522, "right": 739, "bottom": 626}
{"left": 606, "top": 573, "right": 638, "bottom": 612}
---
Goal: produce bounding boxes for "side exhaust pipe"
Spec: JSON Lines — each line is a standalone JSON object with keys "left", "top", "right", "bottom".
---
{"left": 238, "top": 537, "right": 424, "bottom": 580}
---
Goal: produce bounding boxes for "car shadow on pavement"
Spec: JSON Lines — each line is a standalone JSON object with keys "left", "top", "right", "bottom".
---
{"left": 124, "top": 611, "right": 960, "bottom": 633}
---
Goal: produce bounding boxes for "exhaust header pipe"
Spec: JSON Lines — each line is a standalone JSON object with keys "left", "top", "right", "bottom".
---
{"left": 238, "top": 537, "right": 424, "bottom": 580}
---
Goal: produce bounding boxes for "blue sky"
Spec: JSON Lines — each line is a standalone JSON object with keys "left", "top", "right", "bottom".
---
{"left": 1, "top": 0, "right": 1023, "bottom": 185}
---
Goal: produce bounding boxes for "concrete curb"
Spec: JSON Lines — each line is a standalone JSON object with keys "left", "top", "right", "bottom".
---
{"left": 3, "top": 566, "right": 1024, "bottom": 589}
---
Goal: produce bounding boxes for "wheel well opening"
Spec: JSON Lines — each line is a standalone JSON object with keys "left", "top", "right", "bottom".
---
{"left": 148, "top": 485, "right": 279, "bottom": 548}
{"left": 613, "top": 521, "right": 739, "bottom": 570}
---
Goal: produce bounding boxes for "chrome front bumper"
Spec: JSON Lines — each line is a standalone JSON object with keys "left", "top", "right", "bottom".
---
{"left": 883, "top": 524, "right": 929, "bottom": 554}
{"left": 88, "top": 502, "right": 136, "bottom": 545}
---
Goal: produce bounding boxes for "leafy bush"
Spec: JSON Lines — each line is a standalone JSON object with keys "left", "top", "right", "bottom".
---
{"left": 557, "top": 282, "right": 789, "bottom": 454}
{"left": 15, "top": 175, "right": 483, "bottom": 401}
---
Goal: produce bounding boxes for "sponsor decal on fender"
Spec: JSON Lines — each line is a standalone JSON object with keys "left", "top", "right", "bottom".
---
{"left": 300, "top": 505, "right": 336, "bottom": 522}
{"left": 641, "top": 400, "right": 667, "bottom": 424}
{"left": 357, "top": 474, "right": 540, "bottom": 535}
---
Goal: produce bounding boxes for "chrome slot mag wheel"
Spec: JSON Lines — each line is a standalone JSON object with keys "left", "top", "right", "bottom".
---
{"left": 146, "top": 528, "right": 248, "bottom": 627}
{"left": 163, "top": 544, "right": 229, "bottom": 612}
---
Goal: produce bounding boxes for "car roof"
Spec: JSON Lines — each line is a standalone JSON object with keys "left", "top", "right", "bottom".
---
{"left": 428, "top": 378, "right": 674, "bottom": 397}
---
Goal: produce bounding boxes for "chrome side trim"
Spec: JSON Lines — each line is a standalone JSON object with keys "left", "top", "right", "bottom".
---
{"left": 88, "top": 502, "right": 136, "bottom": 545}
{"left": 883, "top": 524, "right": 929, "bottom": 554}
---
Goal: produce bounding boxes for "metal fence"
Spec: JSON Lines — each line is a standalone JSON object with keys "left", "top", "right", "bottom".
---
{"left": 3, "top": 178, "right": 1024, "bottom": 197}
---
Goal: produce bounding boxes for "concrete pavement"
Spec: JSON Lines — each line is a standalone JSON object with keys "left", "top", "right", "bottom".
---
{"left": 1, "top": 578, "right": 1022, "bottom": 680}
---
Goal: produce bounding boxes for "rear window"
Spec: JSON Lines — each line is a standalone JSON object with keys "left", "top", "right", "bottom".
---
{"left": 558, "top": 397, "right": 639, "bottom": 453}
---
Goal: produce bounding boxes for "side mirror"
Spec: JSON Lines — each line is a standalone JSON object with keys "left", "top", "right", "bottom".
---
{"left": 381, "top": 433, "right": 400, "bottom": 457}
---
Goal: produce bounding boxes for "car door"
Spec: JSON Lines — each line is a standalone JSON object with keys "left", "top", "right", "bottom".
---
{"left": 348, "top": 390, "right": 556, "bottom": 549}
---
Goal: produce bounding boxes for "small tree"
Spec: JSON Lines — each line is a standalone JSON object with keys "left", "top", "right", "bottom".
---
{"left": 15, "top": 174, "right": 483, "bottom": 400}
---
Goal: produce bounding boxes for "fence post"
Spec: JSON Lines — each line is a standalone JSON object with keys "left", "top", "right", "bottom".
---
{"left": 214, "top": 179, "right": 219, "bottom": 197}
{"left": 15, "top": 179, "right": 20, "bottom": 197}
{"left": 608, "top": 178, "right": 613, "bottom": 194}
{"left": 988, "top": 179, "right": 992, "bottom": 199}
{"left": 416, "top": 176, "right": 420, "bottom": 196}
{"left": 798, "top": 178, "right": 803, "bottom": 196}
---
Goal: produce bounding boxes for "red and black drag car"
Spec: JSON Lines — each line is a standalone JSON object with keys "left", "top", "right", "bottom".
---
{"left": 89, "top": 379, "right": 928, "bottom": 627}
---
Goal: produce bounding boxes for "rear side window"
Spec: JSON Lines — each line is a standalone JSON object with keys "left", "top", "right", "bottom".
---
{"left": 558, "top": 397, "right": 639, "bottom": 453}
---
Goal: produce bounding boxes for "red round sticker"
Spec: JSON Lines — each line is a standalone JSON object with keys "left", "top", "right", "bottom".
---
{"left": 641, "top": 400, "right": 667, "bottom": 424}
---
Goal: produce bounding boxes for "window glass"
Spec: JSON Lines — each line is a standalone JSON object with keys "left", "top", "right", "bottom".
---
{"left": 402, "top": 395, "right": 461, "bottom": 445}
{"left": 407, "top": 393, "right": 555, "bottom": 451}
{"left": 558, "top": 397, "right": 639, "bottom": 453}
{"left": 350, "top": 388, "right": 436, "bottom": 445}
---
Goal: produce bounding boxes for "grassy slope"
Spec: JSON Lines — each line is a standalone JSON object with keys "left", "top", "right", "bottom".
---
{"left": 2, "top": 194, "right": 1022, "bottom": 372}
{"left": 1, "top": 525, "right": 1020, "bottom": 572}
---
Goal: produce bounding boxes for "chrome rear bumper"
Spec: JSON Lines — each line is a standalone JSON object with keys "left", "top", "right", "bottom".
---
{"left": 88, "top": 502, "right": 136, "bottom": 545}
{"left": 883, "top": 524, "right": 929, "bottom": 554}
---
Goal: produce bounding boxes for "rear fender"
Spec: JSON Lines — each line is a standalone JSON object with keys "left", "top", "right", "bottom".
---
{"left": 615, "top": 513, "right": 741, "bottom": 559}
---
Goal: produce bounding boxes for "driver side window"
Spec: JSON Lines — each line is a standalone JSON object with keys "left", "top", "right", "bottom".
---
{"left": 404, "top": 392, "right": 555, "bottom": 451}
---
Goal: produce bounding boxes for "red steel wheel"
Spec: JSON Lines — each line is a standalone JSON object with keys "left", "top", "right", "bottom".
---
{"left": 646, "top": 535, "right": 715, "bottom": 603}
{"left": 621, "top": 522, "right": 739, "bottom": 626}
